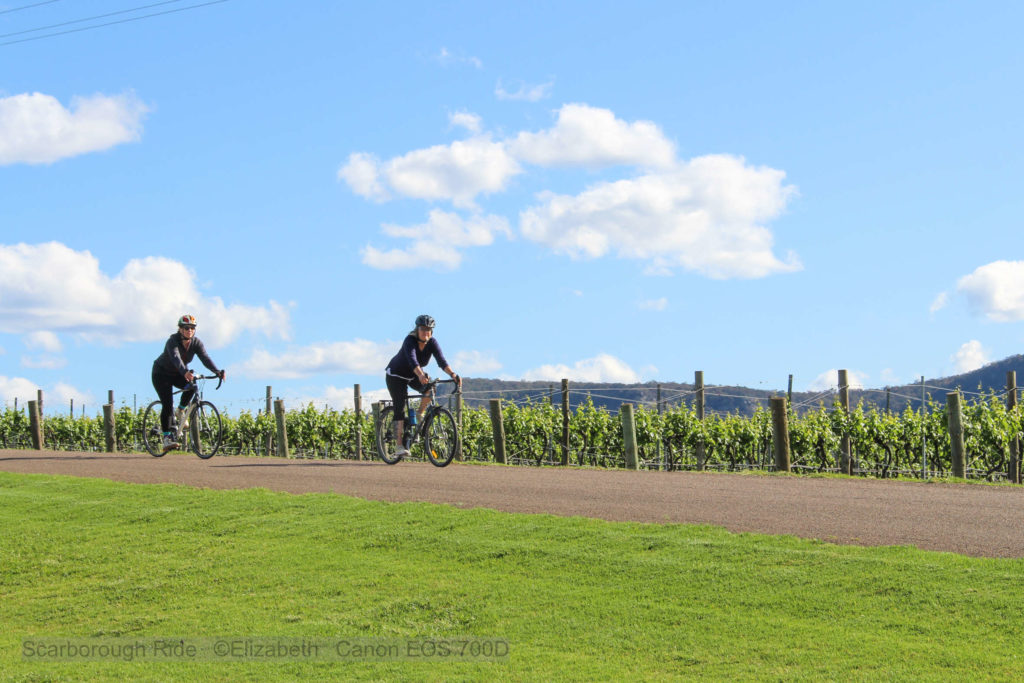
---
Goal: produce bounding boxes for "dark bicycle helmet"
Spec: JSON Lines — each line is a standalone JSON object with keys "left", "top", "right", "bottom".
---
{"left": 178, "top": 314, "right": 197, "bottom": 328}
{"left": 415, "top": 314, "right": 435, "bottom": 329}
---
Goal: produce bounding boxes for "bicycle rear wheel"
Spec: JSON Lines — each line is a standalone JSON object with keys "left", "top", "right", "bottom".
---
{"left": 424, "top": 407, "right": 458, "bottom": 467}
{"left": 188, "top": 401, "right": 222, "bottom": 459}
{"left": 141, "top": 400, "right": 166, "bottom": 457}
{"left": 376, "top": 405, "right": 403, "bottom": 464}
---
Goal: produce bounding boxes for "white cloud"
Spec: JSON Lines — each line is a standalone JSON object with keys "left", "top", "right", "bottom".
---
{"left": 510, "top": 104, "right": 675, "bottom": 168}
{"left": 2, "top": 380, "right": 97, "bottom": 414}
{"left": 879, "top": 368, "right": 901, "bottom": 385}
{"left": 337, "top": 152, "right": 389, "bottom": 201}
{"left": 951, "top": 340, "right": 990, "bottom": 373}
{"left": 340, "top": 105, "right": 675, "bottom": 207}
{"left": 386, "top": 137, "right": 521, "bottom": 208}
{"left": 50, "top": 382, "right": 96, "bottom": 413}
{"left": 956, "top": 261, "right": 1024, "bottom": 321}
{"left": 807, "top": 369, "right": 867, "bottom": 392}
{"left": 434, "top": 47, "right": 482, "bottom": 69}
{"left": 283, "top": 386, "right": 391, "bottom": 412}
{"left": 239, "top": 337, "right": 503, "bottom": 382}
{"left": 522, "top": 353, "right": 641, "bottom": 383}
{"left": 0, "top": 91, "right": 147, "bottom": 165}
{"left": 453, "top": 350, "right": 502, "bottom": 376}
{"left": 236, "top": 339, "right": 396, "bottom": 379}
{"left": 24, "top": 330, "right": 62, "bottom": 352}
{"left": 361, "top": 210, "right": 511, "bottom": 271}
{"left": 0, "top": 242, "right": 290, "bottom": 347}
{"left": 341, "top": 138, "right": 521, "bottom": 208}
{"left": 638, "top": 297, "right": 668, "bottom": 311}
{"left": 449, "top": 111, "right": 482, "bottom": 134}
{"left": 0, "top": 375, "right": 39, "bottom": 407}
{"left": 21, "top": 355, "right": 66, "bottom": 369}
{"left": 340, "top": 103, "right": 797, "bottom": 280}
{"left": 929, "top": 291, "right": 949, "bottom": 314}
{"left": 495, "top": 78, "right": 554, "bottom": 102}
{"left": 520, "top": 154, "right": 799, "bottom": 279}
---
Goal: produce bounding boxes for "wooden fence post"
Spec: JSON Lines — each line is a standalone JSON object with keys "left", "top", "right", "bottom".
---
{"left": 354, "top": 384, "right": 362, "bottom": 460}
{"left": 274, "top": 399, "right": 289, "bottom": 458}
{"left": 1008, "top": 372, "right": 1020, "bottom": 484}
{"left": 489, "top": 399, "right": 507, "bottom": 464}
{"left": 265, "top": 386, "right": 273, "bottom": 456}
{"left": 560, "top": 378, "right": 570, "bottom": 466}
{"left": 771, "top": 397, "right": 791, "bottom": 473}
{"left": 28, "top": 400, "right": 43, "bottom": 450}
{"left": 695, "top": 370, "right": 706, "bottom": 471}
{"left": 37, "top": 389, "right": 44, "bottom": 420}
{"left": 103, "top": 404, "right": 116, "bottom": 453}
{"left": 947, "top": 391, "right": 966, "bottom": 478}
{"left": 456, "top": 390, "right": 464, "bottom": 461}
{"left": 372, "top": 401, "right": 382, "bottom": 457}
{"left": 839, "top": 369, "right": 852, "bottom": 475}
{"left": 656, "top": 383, "right": 663, "bottom": 470}
{"left": 920, "top": 376, "right": 927, "bottom": 478}
{"left": 620, "top": 403, "right": 639, "bottom": 470}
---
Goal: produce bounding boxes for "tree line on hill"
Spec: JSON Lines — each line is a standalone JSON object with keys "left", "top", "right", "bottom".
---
{"left": 454, "top": 355, "right": 1024, "bottom": 417}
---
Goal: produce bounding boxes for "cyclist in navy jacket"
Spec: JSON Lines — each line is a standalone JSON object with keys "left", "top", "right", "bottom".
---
{"left": 385, "top": 314, "right": 461, "bottom": 456}
{"left": 152, "top": 314, "right": 225, "bottom": 452}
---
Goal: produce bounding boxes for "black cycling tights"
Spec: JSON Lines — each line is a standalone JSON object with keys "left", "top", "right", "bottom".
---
{"left": 151, "top": 366, "right": 194, "bottom": 433}
{"left": 385, "top": 373, "right": 426, "bottom": 423}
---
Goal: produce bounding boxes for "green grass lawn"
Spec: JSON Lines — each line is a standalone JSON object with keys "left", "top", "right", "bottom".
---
{"left": 2, "top": 471, "right": 1023, "bottom": 681}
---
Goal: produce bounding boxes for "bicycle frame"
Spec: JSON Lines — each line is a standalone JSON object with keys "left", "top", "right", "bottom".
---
{"left": 409, "top": 378, "right": 458, "bottom": 439}
{"left": 171, "top": 374, "right": 222, "bottom": 433}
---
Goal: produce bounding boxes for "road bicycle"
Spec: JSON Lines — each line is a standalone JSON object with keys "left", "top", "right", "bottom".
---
{"left": 141, "top": 373, "right": 224, "bottom": 459}
{"left": 376, "top": 378, "right": 460, "bottom": 467}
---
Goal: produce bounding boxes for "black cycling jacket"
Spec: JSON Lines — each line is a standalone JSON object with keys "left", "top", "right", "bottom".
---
{"left": 385, "top": 334, "right": 449, "bottom": 380}
{"left": 152, "top": 332, "right": 220, "bottom": 377}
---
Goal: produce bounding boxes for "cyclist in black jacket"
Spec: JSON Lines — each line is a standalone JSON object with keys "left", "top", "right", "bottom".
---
{"left": 152, "top": 314, "right": 225, "bottom": 452}
{"left": 385, "top": 314, "right": 461, "bottom": 456}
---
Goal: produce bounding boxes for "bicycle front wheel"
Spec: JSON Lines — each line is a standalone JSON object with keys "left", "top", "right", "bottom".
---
{"left": 376, "top": 405, "right": 402, "bottom": 464}
{"left": 141, "top": 400, "right": 166, "bottom": 457}
{"left": 188, "top": 401, "right": 222, "bottom": 459}
{"left": 424, "top": 407, "right": 458, "bottom": 467}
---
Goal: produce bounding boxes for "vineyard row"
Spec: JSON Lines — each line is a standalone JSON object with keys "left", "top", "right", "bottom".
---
{"left": 3, "top": 390, "right": 1023, "bottom": 482}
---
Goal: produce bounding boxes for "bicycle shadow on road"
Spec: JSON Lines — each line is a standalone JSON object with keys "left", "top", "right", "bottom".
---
{"left": 210, "top": 459, "right": 389, "bottom": 468}
{"left": 0, "top": 455, "right": 124, "bottom": 462}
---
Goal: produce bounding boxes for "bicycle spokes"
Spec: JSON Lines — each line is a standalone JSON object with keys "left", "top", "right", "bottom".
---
{"left": 424, "top": 408, "right": 457, "bottom": 467}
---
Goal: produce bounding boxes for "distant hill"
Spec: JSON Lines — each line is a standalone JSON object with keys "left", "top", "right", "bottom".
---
{"left": 864, "top": 354, "right": 1024, "bottom": 414}
{"left": 456, "top": 355, "right": 1024, "bottom": 417}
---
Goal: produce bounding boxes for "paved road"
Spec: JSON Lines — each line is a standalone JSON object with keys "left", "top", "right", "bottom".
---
{"left": 2, "top": 449, "right": 1023, "bottom": 558}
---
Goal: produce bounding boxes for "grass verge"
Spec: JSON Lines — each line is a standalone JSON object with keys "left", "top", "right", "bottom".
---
{"left": 2, "top": 471, "right": 1023, "bottom": 681}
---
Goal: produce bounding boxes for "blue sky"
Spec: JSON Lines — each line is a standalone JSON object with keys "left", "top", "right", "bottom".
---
{"left": 3, "top": 0, "right": 1024, "bottom": 415}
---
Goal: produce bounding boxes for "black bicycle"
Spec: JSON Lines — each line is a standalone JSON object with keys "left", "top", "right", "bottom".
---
{"left": 141, "top": 374, "right": 224, "bottom": 459}
{"left": 376, "top": 378, "right": 460, "bottom": 467}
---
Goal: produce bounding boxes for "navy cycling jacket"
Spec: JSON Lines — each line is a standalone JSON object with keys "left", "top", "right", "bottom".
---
{"left": 386, "top": 335, "right": 449, "bottom": 380}
{"left": 152, "top": 332, "right": 220, "bottom": 377}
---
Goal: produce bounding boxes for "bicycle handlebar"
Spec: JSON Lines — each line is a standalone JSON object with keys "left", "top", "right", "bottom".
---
{"left": 425, "top": 377, "right": 461, "bottom": 393}
{"left": 190, "top": 373, "right": 224, "bottom": 390}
